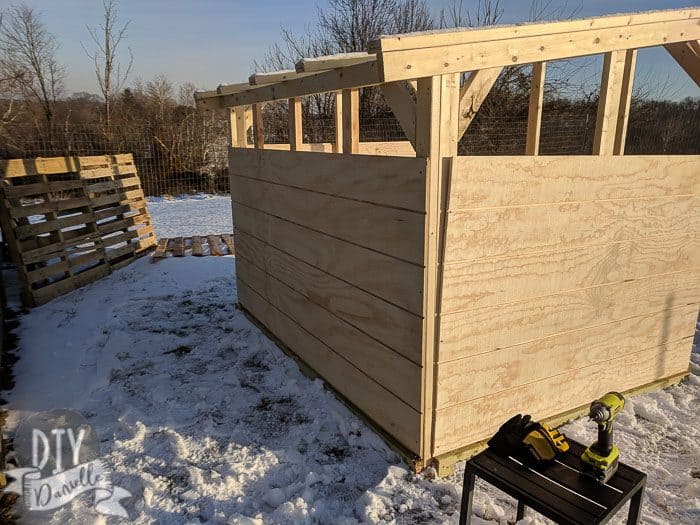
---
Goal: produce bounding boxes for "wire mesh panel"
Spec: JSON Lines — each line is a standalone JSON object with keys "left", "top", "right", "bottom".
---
{"left": 1, "top": 102, "right": 697, "bottom": 199}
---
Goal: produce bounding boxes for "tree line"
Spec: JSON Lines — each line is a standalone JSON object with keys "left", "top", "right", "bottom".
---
{"left": 1, "top": 0, "right": 698, "bottom": 196}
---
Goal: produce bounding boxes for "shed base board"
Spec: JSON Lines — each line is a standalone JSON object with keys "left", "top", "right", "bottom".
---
{"left": 430, "top": 368, "right": 690, "bottom": 477}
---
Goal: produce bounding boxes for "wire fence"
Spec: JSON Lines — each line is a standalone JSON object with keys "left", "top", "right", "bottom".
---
{"left": 1, "top": 104, "right": 698, "bottom": 197}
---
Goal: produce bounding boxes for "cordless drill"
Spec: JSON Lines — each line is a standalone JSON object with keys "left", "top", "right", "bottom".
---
{"left": 580, "top": 392, "right": 625, "bottom": 483}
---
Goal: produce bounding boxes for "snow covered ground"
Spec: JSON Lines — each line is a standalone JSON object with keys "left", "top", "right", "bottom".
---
{"left": 3, "top": 195, "right": 699, "bottom": 524}
{"left": 148, "top": 194, "right": 234, "bottom": 239}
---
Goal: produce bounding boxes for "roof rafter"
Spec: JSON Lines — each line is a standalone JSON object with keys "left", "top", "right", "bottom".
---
{"left": 296, "top": 52, "right": 376, "bottom": 73}
{"left": 249, "top": 70, "right": 319, "bottom": 85}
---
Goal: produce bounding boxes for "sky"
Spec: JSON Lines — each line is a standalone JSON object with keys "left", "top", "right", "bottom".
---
{"left": 1, "top": 0, "right": 698, "bottom": 100}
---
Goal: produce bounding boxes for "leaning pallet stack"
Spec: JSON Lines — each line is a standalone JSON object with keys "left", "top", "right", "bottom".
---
{"left": 0, "top": 154, "right": 157, "bottom": 306}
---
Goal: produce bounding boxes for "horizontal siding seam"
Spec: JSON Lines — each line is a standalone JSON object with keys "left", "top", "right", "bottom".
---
{"left": 434, "top": 335, "right": 694, "bottom": 413}
{"left": 442, "top": 233, "right": 699, "bottom": 267}
{"left": 232, "top": 199, "right": 426, "bottom": 268}
{"left": 236, "top": 253, "right": 424, "bottom": 367}
{"left": 437, "top": 302, "right": 700, "bottom": 365}
{"left": 236, "top": 227, "right": 424, "bottom": 317}
{"left": 446, "top": 193, "right": 697, "bottom": 212}
{"left": 230, "top": 172, "right": 427, "bottom": 214}
{"left": 237, "top": 276, "right": 423, "bottom": 414}
{"left": 437, "top": 268, "right": 699, "bottom": 317}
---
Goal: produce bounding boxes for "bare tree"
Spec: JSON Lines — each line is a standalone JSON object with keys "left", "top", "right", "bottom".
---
{"left": 0, "top": 4, "right": 64, "bottom": 129}
{"left": 0, "top": 13, "right": 24, "bottom": 132}
{"left": 318, "top": 0, "right": 400, "bottom": 52}
{"left": 393, "top": 0, "right": 434, "bottom": 33}
{"left": 256, "top": 0, "right": 434, "bottom": 122}
{"left": 178, "top": 82, "right": 197, "bottom": 108}
{"left": 84, "top": 0, "right": 133, "bottom": 136}
{"left": 439, "top": 0, "right": 503, "bottom": 28}
{"left": 146, "top": 74, "right": 175, "bottom": 121}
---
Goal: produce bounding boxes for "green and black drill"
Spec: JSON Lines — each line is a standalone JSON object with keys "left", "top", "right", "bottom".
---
{"left": 580, "top": 391, "right": 625, "bottom": 484}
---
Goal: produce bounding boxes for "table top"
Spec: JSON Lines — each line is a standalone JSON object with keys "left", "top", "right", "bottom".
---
{"left": 467, "top": 439, "right": 647, "bottom": 524}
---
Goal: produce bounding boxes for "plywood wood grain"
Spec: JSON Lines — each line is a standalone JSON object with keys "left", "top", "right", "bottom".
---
{"left": 441, "top": 235, "right": 697, "bottom": 313}
{"left": 236, "top": 258, "right": 421, "bottom": 409}
{"left": 235, "top": 231, "right": 422, "bottom": 362}
{"left": 230, "top": 175, "right": 424, "bottom": 264}
{"left": 233, "top": 203, "right": 423, "bottom": 315}
{"left": 436, "top": 304, "right": 698, "bottom": 409}
{"left": 439, "top": 270, "right": 700, "bottom": 362}
{"left": 444, "top": 196, "right": 697, "bottom": 262}
{"left": 447, "top": 156, "right": 698, "bottom": 210}
{"left": 238, "top": 281, "right": 421, "bottom": 453}
{"left": 230, "top": 148, "right": 426, "bottom": 211}
{"left": 433, "top": 336, "right": 692, "bottom": 454}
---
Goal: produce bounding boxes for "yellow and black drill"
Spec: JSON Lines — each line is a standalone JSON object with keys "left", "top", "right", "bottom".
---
{"left": 580, "top": 392, "right": 625, "bottom": 484}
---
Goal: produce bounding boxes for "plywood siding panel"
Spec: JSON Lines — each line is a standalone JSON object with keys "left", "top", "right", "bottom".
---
{"left": 233, "top": 203, "right": 423, "bottom": 315}
{"left": 235, "top": 231, "right": 422, "bottom": 362}
{"left": 230, "top": 151, "right": 427, "bottom": 456}
{"left": 445, "top": 196, "right": 697, "bottom": 262}
{"left": 236, "top": 258, "right": 421, "bottom": 409}
{"left": 230, "top": 148, "right": 425, "bottom": 210}
{"left": 439, "top": 270, "right": 700, "bottom": 362}
{"left": 433, "top": 337, "right": 693, "bottom": 454}
{"left": 447, "top": 156, "right": 698, "bottom": 209}
{"left": 358, "top": 141, "right": 416, "bottom": 156}
{"left": 230, "top": 175, "right": 424, "bottom": 264}
{"left": 436, "top": 304, "right": 698, "bottom": 410}
{"left": 237, "top": 281, "right": 421, "bottom": 453}
{"left": 441, "top": 235, "right": 697, "bottom": 313}
{"left": 433, "top": 154, "right": 698, "bottom": 459}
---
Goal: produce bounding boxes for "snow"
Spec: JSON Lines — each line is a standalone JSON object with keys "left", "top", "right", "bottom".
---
{"left": 302, "top": 52, "right": 372, "bottom": 62}
{"left": 4, "top": 195, "right": 699, "bottom": 524}
{"left": 147, "top": 194, "right": 233, "bottom": 239}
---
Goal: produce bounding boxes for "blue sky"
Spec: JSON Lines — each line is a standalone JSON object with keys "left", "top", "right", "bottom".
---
{"left": 2, "top": 0, "right": 698, "bottom": 99}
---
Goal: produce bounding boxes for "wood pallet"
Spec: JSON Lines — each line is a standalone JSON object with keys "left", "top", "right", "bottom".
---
{"left": 152, "top": 234, "right": 234, "bottom": 259}
{"left": 0, "top": 154, "right": 157, "bottom": 306}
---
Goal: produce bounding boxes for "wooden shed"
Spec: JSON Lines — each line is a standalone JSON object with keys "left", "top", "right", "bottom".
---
{"left": 196, "top": 8, "right": 700, "bottom": 473}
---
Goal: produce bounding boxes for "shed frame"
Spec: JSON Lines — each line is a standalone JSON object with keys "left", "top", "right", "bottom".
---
{"left": 197, "top": 8, "right": 700, "bottom": 473}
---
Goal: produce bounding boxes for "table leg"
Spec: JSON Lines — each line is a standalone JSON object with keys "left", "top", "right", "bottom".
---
{"left": 627, "top": 484, "right": 645, "bottom": 525}
{"left": 459, "top": 467, "right": 476, "bottom": 525}
{"left": 516, "top": 500, "right": 526, "bottom": 521}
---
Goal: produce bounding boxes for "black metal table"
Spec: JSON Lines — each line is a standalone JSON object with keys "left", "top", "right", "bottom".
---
{"left": 459, "top": 440, "right": 646, "bottom": 524}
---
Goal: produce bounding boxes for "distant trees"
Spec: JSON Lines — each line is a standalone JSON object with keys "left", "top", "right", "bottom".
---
{"left": 84, "top": 0, "right": 133, "bottom": 135}
{"left": 0, "top": 4, "right": 64, "bottom": 129}
{"left": 0, "top": 0, "right": 697, "bottom": 195}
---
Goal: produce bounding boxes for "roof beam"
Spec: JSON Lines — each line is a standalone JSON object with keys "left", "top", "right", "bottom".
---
{"left": 664, "top": 40, "right": 700, "bottom": 87}
{"left": 296, "top": 52, "right": 376, "bottom": 73}
{"left": 196, "top": 60, "right": 381, "bottom": 109}
{"left": 371, "top": 8, "right": 698, "bottom": 52}
{"left": 371, "top": 8, "right": 699, "bottom": 82}
{"left": 194, "top": 82, "right": 251, "bottom": 109}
